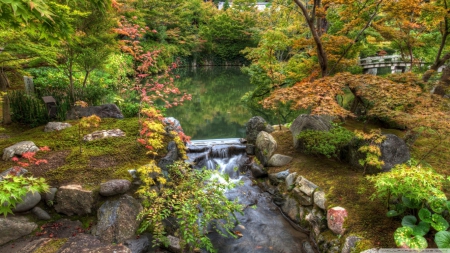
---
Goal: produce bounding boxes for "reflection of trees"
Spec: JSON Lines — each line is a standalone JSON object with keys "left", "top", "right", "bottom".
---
{"left": 166, "top": 67, "right": 253, "bottom": 139}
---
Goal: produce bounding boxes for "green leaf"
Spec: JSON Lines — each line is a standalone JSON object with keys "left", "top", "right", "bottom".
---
{"left": 418, "top": 208, "right": 432, "bottom": 223}
{"left": 430, "top": 197, "right": 447, "bottom": 214}
{"left": 435, "top": 231, "right": 450, "bottom": 248}
{"left": 402, "top": 196, "right": 421, "bottom": 209}
{"left": 408, "top": 235, "right": 428, "bottom": 250}
{"left": 402, "top": 215, "right": 417, "bottom": 228}
{"left": 412, "top": 221, "right": 430, "bottom": 237}
{"left": 394, "top": 226, "right": 413, "bottom": 248}
{"left": 431, "top": 214, "right": 449, "bottom": 231}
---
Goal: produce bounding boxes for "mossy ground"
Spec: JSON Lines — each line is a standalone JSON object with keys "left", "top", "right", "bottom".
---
{"left": 269, "top": 120, "right": 450, "bottom": 250}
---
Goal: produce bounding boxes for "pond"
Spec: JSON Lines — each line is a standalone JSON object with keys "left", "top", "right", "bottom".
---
{"left": 165, "top": 66, "right": 255, "bottom": 140}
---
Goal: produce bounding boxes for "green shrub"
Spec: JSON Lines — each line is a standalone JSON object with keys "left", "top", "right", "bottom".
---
{"left": 137, "top": 161, "right": 243, "bottom": 253}
{"left": 8, "top": 91, "right": 50, "bottom": 126}
{"left": 297, "top": 123, "right": 355, "bottom": 158}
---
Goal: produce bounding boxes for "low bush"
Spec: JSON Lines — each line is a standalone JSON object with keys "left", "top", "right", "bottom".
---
{"left": 297, "top": 123, "right": 355, "bottom": 158}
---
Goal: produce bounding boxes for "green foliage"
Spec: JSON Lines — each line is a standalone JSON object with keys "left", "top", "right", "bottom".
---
{"left": 296, "top": 123, "right": 355, "bottom": 159}
{"left": 8, "top": 91, "right": 51, "bottom": 126}
{"left": 355, "top": 129, "right": 385, "bottom": 174}
{"left": 137, "top": 161, "right": 243, "bottom": 253}
{"left": 0, "top": 175, "right": 49, "bottom": 216}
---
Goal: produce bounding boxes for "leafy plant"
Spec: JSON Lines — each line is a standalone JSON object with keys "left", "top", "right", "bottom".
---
{"left": 75, "top": 101, "right": 101, "bottom": 153}
{"left": 0, "top": 175, "right": 49, "bottom": 216}
{"left": 296, "top": 123, "right": 354, "bottom": 159}
{"left": 354, "top": 129, "right": 385, "bottom": 174}
{"left": 137, "top": 161, "right": 243, "bottom": 253}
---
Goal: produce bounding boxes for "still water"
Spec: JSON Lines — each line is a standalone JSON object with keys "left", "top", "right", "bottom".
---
{"left": 165, "top": 67, "right": 254, "bottom": 140}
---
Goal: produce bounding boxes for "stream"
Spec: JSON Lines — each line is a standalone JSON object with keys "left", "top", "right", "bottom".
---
{"left": 187, "top": 140, "right": 318, "bottom": 253}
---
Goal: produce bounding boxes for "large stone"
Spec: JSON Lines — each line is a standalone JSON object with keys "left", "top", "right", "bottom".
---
{"left": 285, "top": 172, "right": 298, "bottom": 189}
{"left": 290, "top": 114, "right": 332, "bottom": 149}
{"left": 314, "top": 190, "right": 327, "bottom": 210}
{"left": 44, "top": 122, "right": 72, "bottom": 132}
{"left": 245, "top": 116, "right": 274, "bottom": 144}
{"left": 42, "top": 187, "right": 57, "bottom": 206}
{"left": 166, "top": 235, "right": 182, "bottom": 253}
{"left": 158, "top": 141, "right": 179, "bottom": 175}
{"left": 99, "top": 179, "right": 131, "bottom": 197}
{"left": 347, "top": 134, "right": 410, "bottom": 172}
{"left": 281, "top": 196, "right": 299, "bottom": 222}
{"left": 0, "top": 216, "right": 37, "bottom": 246}
{"left": 66, "top": 103, "right": 124, "bottom": 120}
{"left": 296, "top": 177, "right": 319, "bottom": 196}
{"left": 306, "top": 207, "right": 327, "bottom": 238}
{"left": 83, "top": 129, "right": 126, "bottom": 141}
{"left": 2, "top": 141, "right": 39, "bottom": 161}
{"left": 268, "top": 169, "right": 289, "bottom": 185}
{"left": 0, "top": 167, "right": 28, "bottom": 179}
{"left": 249, "top": 162, "right": 267, "bottom": 178}
{"left": 124, "top": 235, "right": 151, "bottom": 253}
{"left": 327, "top": 206, "right": 348, "bottom": 235}
{"left": 54, "top": 185, "right": 94, "bottom": 216}
{"left": 93, "top": 194, "right": 143, "bottom": 243}
{"left": 31, "top": 206, "right": 51, "bottom": 220}
{"left": 341, "top": 236, "right": 361, "bottom": 253}
{"left": 13, "top": 191, "right": 41, "bottom": 212}
{"left": 58, "top": 233, "right": 132, "bottom": 253}
{"left": 163, "top": 117, "right": 184, "bottom": 135}
{"left": 255, "top": 131, "right": 277, "bottom": 166}
{"left": 268, "top": 154, "right": 293, "bottom": 167}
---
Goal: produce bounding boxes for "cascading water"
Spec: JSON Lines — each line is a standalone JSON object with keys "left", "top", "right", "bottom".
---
{"left": 187, "top": 139, "right": 318, "bottom": 253}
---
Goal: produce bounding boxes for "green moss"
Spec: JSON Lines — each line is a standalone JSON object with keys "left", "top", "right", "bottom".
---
{"left": 34, "top": 238, "right": 68, "bottom": 253}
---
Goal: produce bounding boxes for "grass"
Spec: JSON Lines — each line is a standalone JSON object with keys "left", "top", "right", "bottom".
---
{"left": 268, "top": 120, "right": 450, "bottom": 250}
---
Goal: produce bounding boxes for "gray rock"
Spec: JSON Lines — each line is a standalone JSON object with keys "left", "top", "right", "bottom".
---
{"left": 31, "top": 206, "right": 51, "bottom": 220}
{"left": 255, "top": 131, "right": 277, "bottom": 166}
{"left": 2, "top": 141, "right": 39, "bottom": 161}
{"left": 0, "top": 216, "right": 37, "bottom": 246}
{"left": 249, "top": 162, "right": 267, "bottom": 178}
{"left": 58, "top": 233, "right": 132, "bottom": 253}
{"left": 245, "top": 116, "right": 274, "bottom": 144}
{"left": 83, "top": 129, "right": 126, "bottom": 141}
{"left": 314, "top": 190, "right": 326, "bottom": 210}
{"left": 245, "top": 144, "right": 255, "bottom": 155}
{"left": 99, "top": 179, "right": 131, "bottom": 197}
{"left": 268, "top": 169, "right": 290, "bottom": 185}
{"left": 290, "top": 114, "right": 332, "bottom": 149}
{"left": 42, "top": 187, "right": 57, "bottom": 206}
{"left": 54, "top": 185, "right": 94, "bottom": 216}
{"left": 293, "top": 188, "right": 313, "bottom": 206}
{"left": 124, "top": 235, "right": 150, "bottom": 253}
{"left": 285, "top": 172, "right": 298, "bottom": 190}
{"left": 163, "top": 117, "right": 184, "bottom": 134}
{"left": 66, "top": 103, "right": 123, "bottom": 120}
{"left": 306, "top": 207, "right": 327, "bottom": 238}
{"left": 281, "top": 196, "right": 299, "bottom": 222}
{"left": 360, "top": 249, "right": 379, "bottom": 253}
{"left": 296, "top": 177, "right": 319, "bottom": 196}
{"left": 166, "top": 235, "right": 182, "bottom": 253}
{"left": 93, "top": 194, "right": 143, "bottom": 243}
{"left": 0, "top": 167, "right": 28, "bottom": 180}
{"left": 341, "top": 236, "right": 361, "bottom": 253}
{"left": 13, "top": 191, "right": 41, "bottom": 212}
{"left": 268, "top": 154, "right": 293, "bottom": 167}
{"left": 158, "top": 141, "right": 179, "bottom": 175}
{"left": 347, "top": 134, "right": 410, "bottom": 172}
{"left": 44, "top": 122, "right": 72, "bottom": 132}
{"left": 303, "top": 241, "right": 315, "bottom": 253}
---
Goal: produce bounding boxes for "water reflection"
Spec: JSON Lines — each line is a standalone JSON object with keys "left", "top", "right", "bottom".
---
{"left": 166, "top": 67, "right": 254, "bottom": 140}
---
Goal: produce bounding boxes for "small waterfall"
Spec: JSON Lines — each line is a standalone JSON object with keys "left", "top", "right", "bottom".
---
{"left": 187, "top": 139, "right": 318, "bottom": 253}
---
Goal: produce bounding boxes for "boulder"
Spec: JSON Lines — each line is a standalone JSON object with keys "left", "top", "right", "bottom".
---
{"left": 313, "top": 190, "right": 326, "bottom": 210}
{"left": 13, "top": 191, "right": 41, "bottom": 212}
{"left": 255, "top": 131, "right": 277, "bottom": 166}
{"left": 306, "top": 207, "right": 327, "bottom": 238}
{"left": 124, "top": 235, "right": 151, "bottom": 253}
{"left": 295, "top": 176, "right": 318, "bottom": 196}
{"left": 31, "top": 206, "right": 51, "bottom": 220}
{"left": 347, "top": 134, "right": 410, "bottom": 172}
{"left": 285, "top": 172, "right": 298, "bottom": 189}
{"left": 44, "top": 122, "right": 72, "bottom": 132}
{"left": 99, "top": 179, "right": 131, "bottom": 197}
{"left": 327, "top": 206, "right": 348, "bottom": 235}
{"left": 245, "top": 116, "right": 274, "bottom": 144}
{"left": 93, "top": 195, "right": 143, "bottom": 243}
{"left": 289, "top": 114, "right": 332, "bottom": 149}
{"left": 249, "top": 162, "right": 267, "bottom": 178}
{"left": 166, "top": 235, "right": 182, "bottom": 253}
{"left": 66, "top": 104, "right": 124, "bottom": 120}
{"left": 163, "top": 117, "right": 184, "bottom": 135}
{"left": 58, "top": 233, "right": 132, "bottom": 253}
{"left": 341, "top": 236, "right": 361, "bottom": 253}
{"left": 83, "top": 129, "right": 126, "bottom": 141}
{"left": 0, "top": 216, "right": 37, "bottom": 246}
{"left": 2, "top": 141, "right": 39, "bottom": 161}
{"left": 54, "top": 185, "right": 94, "bottom": 216}
{"left": 158, "top": 141, "right": 179, "bottom": 175}
{"left": 268, "top": 154, "right": 293, "bottom": 167}
{"left": 0, "top": 167, "right": 28, "bottom": 179}
{"left": 268, "top": 169, "right": 289, "bottom": 185}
